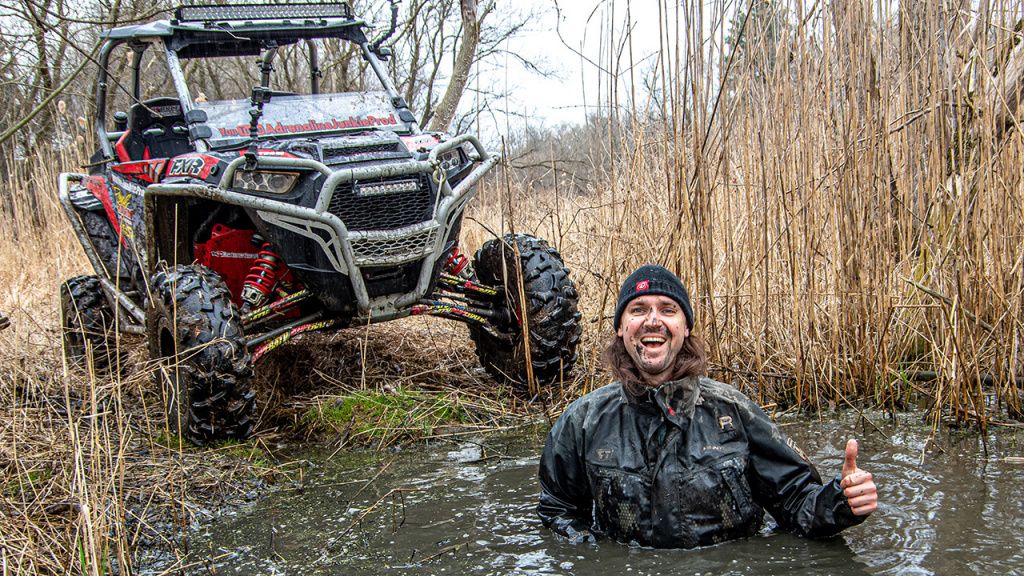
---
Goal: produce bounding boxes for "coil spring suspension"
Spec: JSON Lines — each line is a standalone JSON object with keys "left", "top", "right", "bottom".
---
{"left": 444, "top": 248, "right": 473, "bottom": 279}
{"left": 242, "top": 241, "right": 281, "bottom": 309}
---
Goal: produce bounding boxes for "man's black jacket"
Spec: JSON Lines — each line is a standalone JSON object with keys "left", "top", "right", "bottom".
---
{"left": 537, "top": 377, "right": 865, "bottom": 548}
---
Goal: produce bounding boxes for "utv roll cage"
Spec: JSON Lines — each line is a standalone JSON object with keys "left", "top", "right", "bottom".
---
{"left": 93, "top": 1, "right": 412, "bottom": 160}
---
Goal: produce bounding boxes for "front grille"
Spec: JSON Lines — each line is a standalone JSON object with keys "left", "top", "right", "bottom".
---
{"left": 350, "top": 226, "right": 438, "bottom": 266}
{"left": 326, "top": 172, "right": 434, "bottom": 231}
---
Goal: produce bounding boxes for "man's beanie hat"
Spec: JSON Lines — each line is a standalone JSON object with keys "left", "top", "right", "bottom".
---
{"left": 613, "top": 265, "right": 694, "bottom": 330}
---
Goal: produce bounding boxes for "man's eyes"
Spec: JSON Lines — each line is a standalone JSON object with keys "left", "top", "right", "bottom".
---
{"left": 628, "top": 306, "right": 678, "bottom": 315}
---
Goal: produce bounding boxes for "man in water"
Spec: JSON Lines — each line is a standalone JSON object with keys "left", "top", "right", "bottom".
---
{"left": 538, "top": 264, "right": 878, "bottom": 547}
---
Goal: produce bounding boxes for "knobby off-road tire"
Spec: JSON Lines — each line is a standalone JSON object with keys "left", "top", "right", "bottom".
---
{"left": 61, "top": 275, "right": 120, "bottom": 374}
{"left": 149, "top": 264, "right": 255, "bottom": 444}
{"left": 469, "top": 234, "right": 582, "bottom": 389}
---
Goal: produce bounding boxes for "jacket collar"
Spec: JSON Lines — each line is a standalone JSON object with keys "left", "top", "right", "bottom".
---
{"left": 620, "top": 376, "right": 703, "bottom": 419}
{"left": 654, "top": 376, "right": 702, "bottom": 419}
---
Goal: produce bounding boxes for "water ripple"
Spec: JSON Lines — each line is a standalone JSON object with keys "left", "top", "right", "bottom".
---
{"left": 176, "top": 416, "right": 1024, "bottom": 576}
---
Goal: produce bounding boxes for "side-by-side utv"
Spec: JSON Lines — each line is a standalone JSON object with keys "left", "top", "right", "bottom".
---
{"left": 59, "top": 2, "right": 581, "bottom": 443}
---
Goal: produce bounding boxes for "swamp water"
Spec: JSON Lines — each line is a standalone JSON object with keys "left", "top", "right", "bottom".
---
{"left": 183, "top": 413, "right": 1023, "bottom": 575}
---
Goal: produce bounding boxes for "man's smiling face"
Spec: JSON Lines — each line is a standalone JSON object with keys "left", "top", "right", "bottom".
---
{"left": 616, "top": 294, "right": 690, "bottom": 386}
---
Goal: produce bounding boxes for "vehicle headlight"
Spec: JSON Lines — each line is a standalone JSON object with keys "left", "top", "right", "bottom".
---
{"left": 234, "top": 170, "right": 300, "bottom": 194}
{"left": 436, "top": 148, "right": 468, "bottom": 180}
{"left": 437, "top": 150, "right": 462, "bottom": 172}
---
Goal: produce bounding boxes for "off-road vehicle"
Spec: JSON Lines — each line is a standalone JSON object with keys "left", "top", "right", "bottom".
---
{"left": 58, "top": 2, "right": 581, "bottom": 443}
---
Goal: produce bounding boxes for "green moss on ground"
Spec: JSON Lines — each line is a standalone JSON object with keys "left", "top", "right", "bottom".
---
{"left": 302, "top": 387, "right": 469, "bottom": 444}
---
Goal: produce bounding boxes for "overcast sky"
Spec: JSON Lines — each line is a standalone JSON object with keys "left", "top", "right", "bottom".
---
{"left": 476, "top": 0, "right": 685, "bottom": 136}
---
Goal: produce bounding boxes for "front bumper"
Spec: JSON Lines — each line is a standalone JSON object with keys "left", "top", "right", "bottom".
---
{"left": 146, "top": 134, "right": 497, "bottom": 321}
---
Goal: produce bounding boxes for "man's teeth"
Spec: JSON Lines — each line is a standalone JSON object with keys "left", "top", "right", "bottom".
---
{"left": 641, "top": 336, "right": 666, "bottom": 344}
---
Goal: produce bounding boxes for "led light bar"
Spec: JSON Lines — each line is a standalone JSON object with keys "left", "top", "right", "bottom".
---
{"left": 175, "top": 3, "right": 352, "bottom": 24}
{"left": 356, "top": 179, "right": 420, "bottom": 197}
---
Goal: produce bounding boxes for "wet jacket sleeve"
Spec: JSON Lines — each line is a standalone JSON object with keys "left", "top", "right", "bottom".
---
{"left": 739, "top": 400, "right": 865, "bottom": 538}
{"left": 537, "top": 401, "right": 594, "bottom": 540}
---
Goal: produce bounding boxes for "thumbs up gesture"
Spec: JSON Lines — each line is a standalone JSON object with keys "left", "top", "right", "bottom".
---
{"left": 839, "top": 439, "right": 877, "bottom": 516}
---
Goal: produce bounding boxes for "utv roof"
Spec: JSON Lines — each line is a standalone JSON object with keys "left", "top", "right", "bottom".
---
{"left": 104, "top": 3, "right": 368, "bottom": 58}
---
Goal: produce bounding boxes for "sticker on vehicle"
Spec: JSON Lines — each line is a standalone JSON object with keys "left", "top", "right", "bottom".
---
{"left": 112, "top": 159, "right": 167, "bottom": 184}
{"left": 167, "top": 154, "right": 220, "bottom": 178}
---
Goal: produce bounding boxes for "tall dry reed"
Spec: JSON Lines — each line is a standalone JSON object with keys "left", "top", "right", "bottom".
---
{"left": 487, "top": 0, "right": 1023, "bottom": 428}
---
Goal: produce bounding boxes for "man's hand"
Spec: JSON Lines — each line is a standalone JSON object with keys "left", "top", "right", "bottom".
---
{"left": 840, "top": 439, "right": 877, "bottom": 516}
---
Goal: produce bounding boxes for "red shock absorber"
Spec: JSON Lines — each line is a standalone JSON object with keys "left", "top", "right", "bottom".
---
{"left": 241, "top": 241, "right": 281, "bottom": 309}
{"left": 444, "top": 247, "right": 472, "bottom": 279}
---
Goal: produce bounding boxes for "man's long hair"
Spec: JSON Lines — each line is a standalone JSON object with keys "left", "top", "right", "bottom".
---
{"left": 601, "top": 332, "right": 709, "bottom": 396}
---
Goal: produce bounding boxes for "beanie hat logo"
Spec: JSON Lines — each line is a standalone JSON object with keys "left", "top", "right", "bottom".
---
{"left": 635, "top": 280, "right": 649, "bottom": 291}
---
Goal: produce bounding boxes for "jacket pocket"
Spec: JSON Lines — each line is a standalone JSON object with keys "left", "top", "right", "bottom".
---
{"left": 717, "top": 456, "right": 761, "bottom": 530}
{"left": 676, "top": 455, "right": 763, "bottom": 545}
{"left": 586, "top": 463, "right": 649, "bottom": 542}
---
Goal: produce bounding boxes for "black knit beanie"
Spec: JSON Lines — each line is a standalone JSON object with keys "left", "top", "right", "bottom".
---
{"left": 613, "top": 264, "right": 694, "bottom": 330}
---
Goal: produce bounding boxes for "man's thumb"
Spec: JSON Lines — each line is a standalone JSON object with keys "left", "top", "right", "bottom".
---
{"left": 842, "top": 438, "right": 859, "bottom": 477}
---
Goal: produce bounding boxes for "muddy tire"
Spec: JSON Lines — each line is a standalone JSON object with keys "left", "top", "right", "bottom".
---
{"left": 469, "top": 234, "right": 582, "bottom": 389}
{"left": 61, "top": 275, "right": 120, "bottom": 373}
{"left": 148, "top": 264, "right": 255, "bottom": 444}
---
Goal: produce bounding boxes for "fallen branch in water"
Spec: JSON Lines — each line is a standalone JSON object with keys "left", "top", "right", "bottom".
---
{"left": 418, "top": 541, "right": 469, "bottom": 563}
{"left": 349, "top": 461, "right": 393, "bottom": 501}
{"left": 339, "top": 487, "right": 419, "bottom": 537}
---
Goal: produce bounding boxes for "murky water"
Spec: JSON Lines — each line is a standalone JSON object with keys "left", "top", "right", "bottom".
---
{"left": 184, "top": 413, "right": 1023, "bottom": 575}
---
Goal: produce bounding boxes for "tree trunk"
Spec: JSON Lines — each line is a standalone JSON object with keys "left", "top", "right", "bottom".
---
{"left": 427, "top": 0, "right": 480, "bottom": 132}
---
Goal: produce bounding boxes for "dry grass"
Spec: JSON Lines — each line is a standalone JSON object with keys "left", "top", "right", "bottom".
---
{"left": 4, "top": 1, "right": 1024, "bottom": 573}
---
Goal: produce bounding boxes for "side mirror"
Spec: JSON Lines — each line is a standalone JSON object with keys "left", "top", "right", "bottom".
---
{"left": 370, "top": 0, "right": 399, "bottom": 56}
